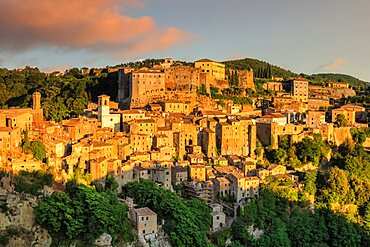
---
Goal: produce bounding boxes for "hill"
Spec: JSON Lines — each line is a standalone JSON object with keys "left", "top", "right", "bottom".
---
{"left": 224, "top": 57, "right": 368, "bottom": 89}
{"left": 223, "top": 57, "right": 297, "bottom": 79}
{"left": 311, "top": 73, "right": 368, "bottom": 89}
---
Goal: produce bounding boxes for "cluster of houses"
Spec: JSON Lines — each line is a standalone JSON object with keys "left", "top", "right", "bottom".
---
{"left": 0, "top": 58, "right": 369, "bottom": 242}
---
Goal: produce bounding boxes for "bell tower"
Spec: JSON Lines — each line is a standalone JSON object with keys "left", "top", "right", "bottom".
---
{"left": 32, "top": 92, "right": 41, "bottom": 110}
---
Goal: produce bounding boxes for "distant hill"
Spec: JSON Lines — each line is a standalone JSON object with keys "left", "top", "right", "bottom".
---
{"left": 223, "top": 57, "right": 368, "bottom": 89}
{"left": 310, "top": 73, "right": 368, "bottom": 88}
{"left": 223, "top": 58, "right": 297, "bottom": 79}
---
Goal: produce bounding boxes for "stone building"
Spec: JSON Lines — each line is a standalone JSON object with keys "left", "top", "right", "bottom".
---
{"left": 227, "top": 173, "right": 259, "bottom": 203}
{"left": 118, "top": 67, "right": 165, "bottom": 108}
{"left": 130, "top": 207, "right": 158, "bottom": 236}
{"left": 201, "top": 127, "right": 217, "bottom": 157}
{"left": 216, "top": 117, "right": 256, "bottom": 157}
{"left": 184, "top": 180, "right": 214, "bottom": 203}
{"left": 331, "top": 104, "right": 366, "bottom": 125}
{"left": 209, "top": 204, "right": 226, "bottom": 232}
{"left": 290, "top": 78, "right": 308, "bottom": 103}
{"left": 195, "top": 58, "right": 226, "bottom": 81}
{"left": 307, "top": 111, "right": 326, "bottom": 128}
{"left": 98, "top": 95, "right": 120, "bottom": 131}
{"left": 257, "top": 122, "right": 305, "bottom": 148}
{"left": 0, "top": 127, "right": 22, "bottom": 156}
{"left": 237, "top": 69, "right": 254, "bottom": 89}
{"left": 164, "top": 65, "right": 200, "bottom": 91}
{"left": 328, "top": 81, "right": 349, "bottom": 88}
{"left": 152, "top": 166, "right": 171, "bottom": 190}
{"left": 162, "top": 100, "right": 192, "bottom": 115}
{"left": 213, "top": 176, "right": 231, "bottom": 199}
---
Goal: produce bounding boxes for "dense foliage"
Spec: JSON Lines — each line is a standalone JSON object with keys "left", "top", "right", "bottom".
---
{"left": 210, "top": 87, "right": 253, "bottom": 105}
{"left": 224, "top": 58, "right": 297, "bottom": 79}
{"left": 232, "top": 188, "right": 370, "bottom": 247}
{"left": 0, "top": 67, "right": 118, "bottom": 121}
{"left": 266, "top": 134, "right": 330, "bottom": 168}
{"left": 14, "top": 170, "right": 53, "bottom": 196}
{"left": 123, "top": 179, "right": 211, "bottom": 247}
{"left": 312, "top": 73, "right": 368, "bottom": 89}
{"left": 35, "top": 180, "right": 134, "bottom": 246}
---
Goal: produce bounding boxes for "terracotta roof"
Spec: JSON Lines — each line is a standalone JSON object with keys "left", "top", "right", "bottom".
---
{"left": 134, "top": 207, "right": 156, "bottom": 216}
{"left": 0, "top": 127, "right": 13, "bottom": 132}
{"left": 195, "top": 58, "right": 224, "bottom": 65}
{"left": 262, "top": 113, "right": 286, "bottom": 119}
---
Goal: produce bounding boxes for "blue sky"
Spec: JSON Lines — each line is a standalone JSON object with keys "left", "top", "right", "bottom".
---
{"left": 1, "top": 0, "right": 370, "bottom": 80}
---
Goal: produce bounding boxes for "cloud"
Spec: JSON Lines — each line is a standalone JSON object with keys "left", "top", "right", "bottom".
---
{"left": 41, "top": 65, "right": 71, "bottom": 73}
{"left": 0, "top": 0, "right": 189, "bottom": 58}
{"left": 320, "top": 58, "right": 349, "bottom": 71}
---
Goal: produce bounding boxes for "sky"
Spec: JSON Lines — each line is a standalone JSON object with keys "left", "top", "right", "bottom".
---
{"left": 0, "top": 0, "right": 370, "bottom": 80}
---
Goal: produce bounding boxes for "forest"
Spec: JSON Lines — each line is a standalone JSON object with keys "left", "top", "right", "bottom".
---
{"left": 0, "top": 67, "right": 117, "bottom": 122}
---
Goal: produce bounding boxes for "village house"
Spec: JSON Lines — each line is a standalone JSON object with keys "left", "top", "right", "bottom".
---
{"left": 209, "top": 203, "right": 226, "bottom": 231}
{"left": 130, "top": 207, "right": 158, "bottom": 236}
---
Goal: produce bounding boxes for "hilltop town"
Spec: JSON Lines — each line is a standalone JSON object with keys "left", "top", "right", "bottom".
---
{"left": 1, "top": 58, "right": 370, "bottom": 246}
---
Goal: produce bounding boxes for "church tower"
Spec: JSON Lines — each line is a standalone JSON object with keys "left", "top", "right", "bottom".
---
{"left": 98, "top": 95, "right": 110, "bottom": 122}
{"left": 32, "top": 92, "right": 41, "bottom": 110}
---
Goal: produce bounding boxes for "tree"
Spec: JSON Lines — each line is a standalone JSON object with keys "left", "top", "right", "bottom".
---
{"left": 104, "top": 174, "right": 119, "bottom": 192}
{"left": 21, "top": 129, "right": 31, "bottom": 153}
{"left": 123, "top": 180, "right": 210, "bottom": 247}
{"left": 30, "top": 140, "right": 46, "bottom": 161}
{"left": 364, "top": 203, "right": 370, "bottom": 230}
{"left": 35, "top": 181, "right": 135, "bottom": 245}
{"left": 323, "top": 167, "right": 350, "bottom": 204}
{"left": 336, "top": 114, "right": 348, "bottom": 127}
{"left": 231, "top": 218, "right": 248, "bottom": 245}
{"left": 266, "top": 148, "right": 288, "bottom": 165}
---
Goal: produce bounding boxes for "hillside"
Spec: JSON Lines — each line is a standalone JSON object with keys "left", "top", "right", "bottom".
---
{"left": 223, "top": 57, "right": 297, "bottom": 79}
{"left": 311, "top": 73, "right": 368, "bottom": 88}
{"left": 224, "top": 57, "right": 368, "bottom": 89}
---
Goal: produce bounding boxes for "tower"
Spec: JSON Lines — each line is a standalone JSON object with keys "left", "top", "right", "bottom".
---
{"left": 32, "top": 92, "right": 41, "bottom": 110}
{"left": 98, "top": 95, "right": 110, "bottom": 122}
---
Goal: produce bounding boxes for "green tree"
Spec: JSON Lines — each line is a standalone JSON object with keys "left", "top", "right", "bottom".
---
{"left": 322, "top": 167, "right": 350, "bottom": 204}
{"left": 30, "top": 140, "right": 46, "bottom": 161}
{"left": 336, "top": 113, "right": 348, "bottom": 127}
{"left": 35, "top": 181, "right": 134, "bottom": 245}
{"left": 104, "top": 174, "right": 119, "bottom": 192}
{"left": 364, "top": 203, "right": 370, "bottom": 230}
{"left": 123, "top": 180, "right": 210, "bottom": 247}
{"left": 231, "top": 218, "right": 248, "bottom": 245}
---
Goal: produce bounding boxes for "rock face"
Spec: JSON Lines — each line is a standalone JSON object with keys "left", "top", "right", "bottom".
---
{"left": 94, "top": 233, "right": 112, "bottom": 247}
{"left": 0, "top": 188, "right": 52, "bottom": 247}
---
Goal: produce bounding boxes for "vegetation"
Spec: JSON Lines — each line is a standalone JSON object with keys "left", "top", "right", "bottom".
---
{"left": 266, "top": 134, "right": 330, "bottom": 168}
{"left": 197, "top": 84, "right": 209, "bottom": 96}
{"left": 35, "top": 180, "right": 135, "bottom": 246}
{"left": 224, "top": 58, "right": 296, "bottom": 79}
{"left": 14, "top": 170, "right": 53, "bottom": 196}
{"left": 224, "top": 58, "right": 368, "bottom": 90}
{"left": 232, "top": 188, "right": 370, "bottom": 247}
{"left": 210, "top": 86, "right": 253, "bottom": 105}
{"left": 351, "top": 127, "right": 370, "bottom": 144}
{"left": 0, "top": 228, "right": 22, "bottom": 247}
{"left": 122, "top": 179, "right": 211, "bottom": 247}
{"left": 335, "top": 113, "right": 349, "bottom": 127}
{"left": 0, "top": 67, "right": 118, "bottom": 122}
{"left": 21, "top": 130, "right": 47, "bottom": 161}
{"left": 312, "top": 73, "right": 368, "bottom": 89}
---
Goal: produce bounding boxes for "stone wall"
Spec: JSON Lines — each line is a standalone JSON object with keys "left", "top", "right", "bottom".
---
{"left": 0, "top": 189, "right": 52, "bottom": 247}
{"left": 332, "top": 127, "right": 352, "bottom": 146}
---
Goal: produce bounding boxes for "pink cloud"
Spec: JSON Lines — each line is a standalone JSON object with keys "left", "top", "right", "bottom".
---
{"left": 323, "top": 58, "right": 348, "bottom": 70}
{"left": 41, "top": 65, "right": 71, "bottom": 73}
{"left": 0, "top": 0, "right": 189, "bottom": 57}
